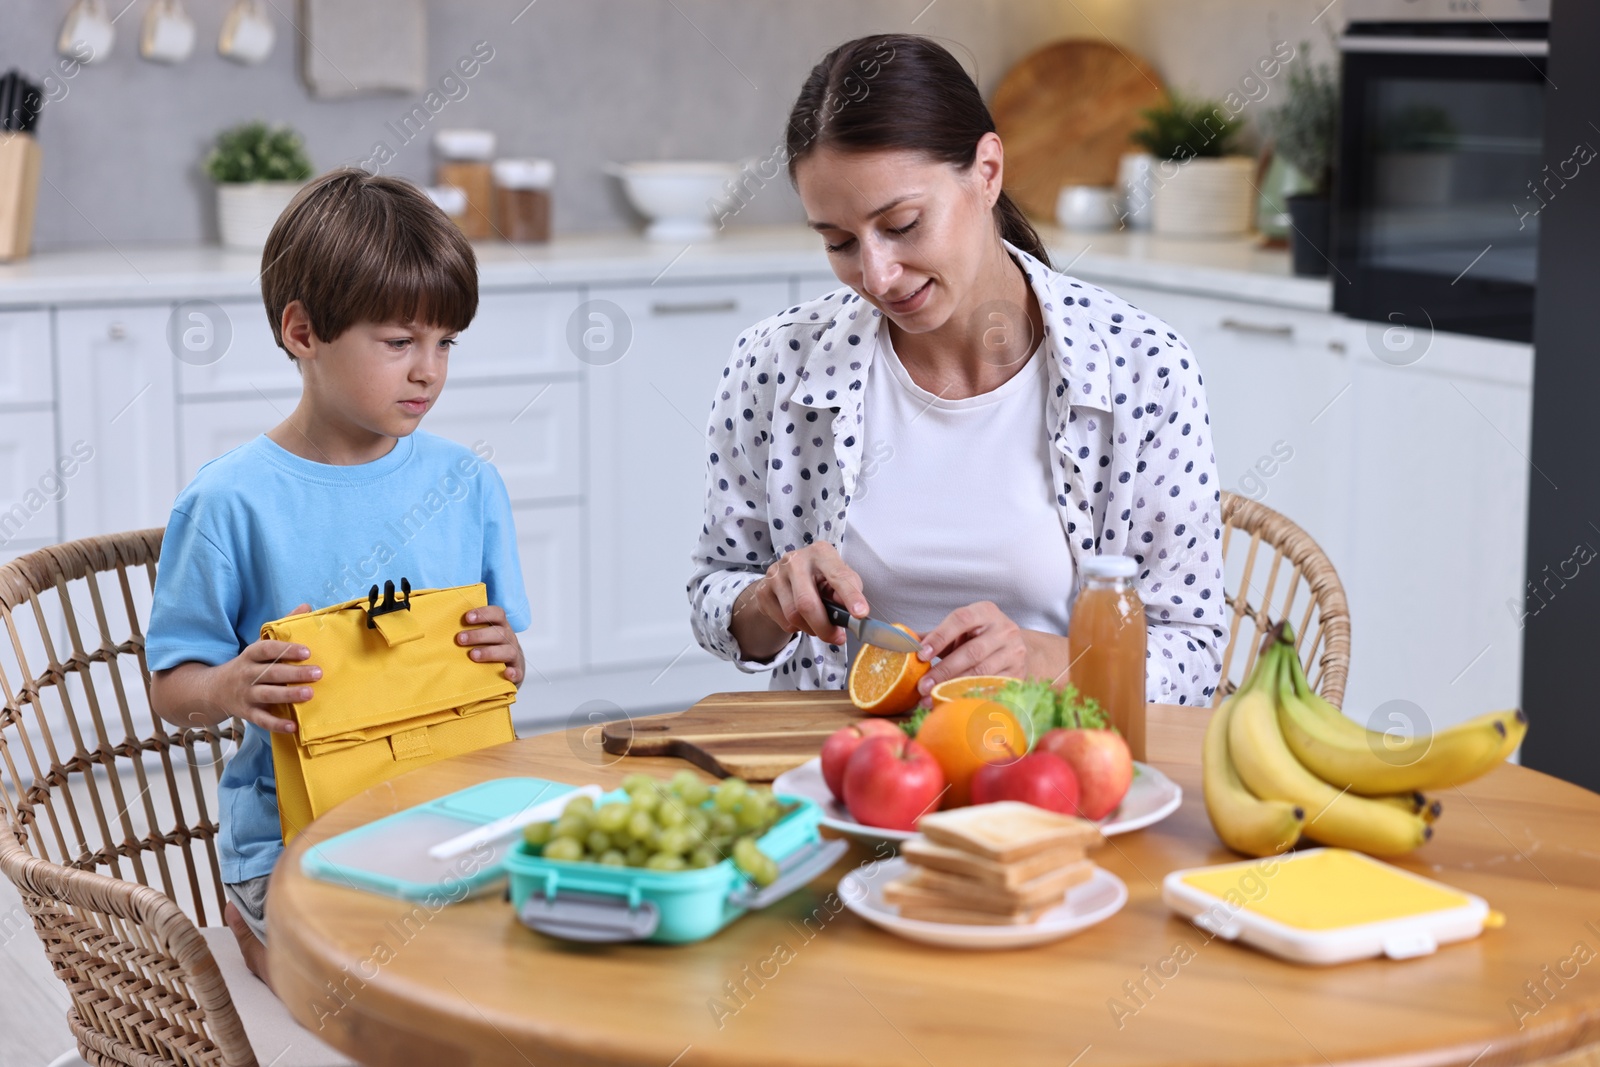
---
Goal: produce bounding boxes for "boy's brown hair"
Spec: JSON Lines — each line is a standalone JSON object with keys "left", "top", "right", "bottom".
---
{"left": 261, "top": 167, "right": 477, "bottom": 360}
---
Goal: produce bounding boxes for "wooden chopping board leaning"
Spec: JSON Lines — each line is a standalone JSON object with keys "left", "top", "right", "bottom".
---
{"left": 990, "top": 39, "right": 1167, "bottom": 222}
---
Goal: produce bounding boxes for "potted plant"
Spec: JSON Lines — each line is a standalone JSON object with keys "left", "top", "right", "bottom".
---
{"left": 1131, "top": 95, "right": 1254, "bottom": 238}
{"left": 1261, "top": 46, "right": 1339, "bottom": 276}
{"left": 204, "top": 120, "right": 313, "bottom": 250}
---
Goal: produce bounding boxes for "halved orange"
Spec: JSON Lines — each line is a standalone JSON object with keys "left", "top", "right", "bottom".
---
{"left": 847, "top": 624, "right": 930, "bottom": 716}
{"left": 914, "top": 697, "right": 1028, "bottom": 808}
{"left": 929, "top": 674, "right": 1019, "bottom": 708}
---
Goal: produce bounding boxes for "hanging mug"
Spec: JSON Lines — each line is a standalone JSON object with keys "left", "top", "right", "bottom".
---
{"left": 58, "top": 0, "right": 115, "bottom": 65}
{"left": 219, "top": 0, "right": 276, "bottom": 65}
{"left": 140, "top": 0, "right": 197, "bottom": 64}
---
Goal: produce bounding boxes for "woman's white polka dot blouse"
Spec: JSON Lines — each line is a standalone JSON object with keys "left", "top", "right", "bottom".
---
{"left": 687, "top": 241, "right": 1230, "bottom": 707}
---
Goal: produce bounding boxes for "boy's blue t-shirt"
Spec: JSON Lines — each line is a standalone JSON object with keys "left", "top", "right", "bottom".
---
{"left": 145, "top": 430, "right": 531, "bottom": 883}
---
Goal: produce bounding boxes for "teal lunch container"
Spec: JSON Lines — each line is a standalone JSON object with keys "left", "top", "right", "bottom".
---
{"left": 505, "top": 791, "right": 846, "bottom": 944}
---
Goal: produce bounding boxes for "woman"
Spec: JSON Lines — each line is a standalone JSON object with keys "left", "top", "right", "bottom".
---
{"left": 688, "top": 34, "right": 1227, "bottom": 706}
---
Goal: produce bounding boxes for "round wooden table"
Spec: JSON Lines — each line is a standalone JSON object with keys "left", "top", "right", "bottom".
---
{"left": 269, "top": 698, "right": 1600, "bottom": 1067}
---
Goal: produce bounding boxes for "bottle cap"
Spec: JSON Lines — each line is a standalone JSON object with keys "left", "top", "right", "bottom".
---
{"left": 433, "top": 128, "right": 496, "bottom": 161}
{"left": 1081, "top": 554, "right": 1137, "bottom": 579}
{"left": 492, "top": 158, "right": 555, "bottom": 189}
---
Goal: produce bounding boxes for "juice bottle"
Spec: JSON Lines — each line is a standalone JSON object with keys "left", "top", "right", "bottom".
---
{"left": 1067, "top": 555, "right": 1147, "bottom": 760}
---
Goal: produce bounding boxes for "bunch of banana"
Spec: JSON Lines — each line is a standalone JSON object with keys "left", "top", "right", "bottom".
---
{"left": 1202, "top": 623, "right": 1527, "bottom": 858}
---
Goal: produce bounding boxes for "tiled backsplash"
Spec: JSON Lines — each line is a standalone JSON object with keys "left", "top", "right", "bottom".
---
{"left": 4, "top": 0, "right": 1341, "bottom": 252}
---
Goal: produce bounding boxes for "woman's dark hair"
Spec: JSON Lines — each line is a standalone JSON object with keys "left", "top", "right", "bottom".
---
{"left": 785, "top": 34, "right": 1051, "bottom": 270}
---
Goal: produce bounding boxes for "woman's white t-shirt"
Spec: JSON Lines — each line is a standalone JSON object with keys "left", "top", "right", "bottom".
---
{"left": 839, "top": 328, "right": 1077, "bottom": 655}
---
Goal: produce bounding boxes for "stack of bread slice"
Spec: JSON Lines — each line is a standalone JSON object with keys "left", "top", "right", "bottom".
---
{"left": 884, "top": 801, "right": 1106, "bottom": 925}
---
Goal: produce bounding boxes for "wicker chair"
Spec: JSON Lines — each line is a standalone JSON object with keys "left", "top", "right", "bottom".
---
{"left": 1215, "top": 491, "right": 1351, "bottom": 708}
{"left": 0, "top": 530, "right": 348, "bottom": 1067}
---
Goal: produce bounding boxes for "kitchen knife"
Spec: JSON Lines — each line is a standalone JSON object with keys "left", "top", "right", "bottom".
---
{"left": 821, "top": 597, "right": 923, "bottom": 654}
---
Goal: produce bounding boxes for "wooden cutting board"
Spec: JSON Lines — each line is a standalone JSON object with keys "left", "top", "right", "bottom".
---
{"left": 990, "top": 39, "right": 1167, "bottom": 222}
{"left": 600, "top": 691, "right": 902, "bottom": 781}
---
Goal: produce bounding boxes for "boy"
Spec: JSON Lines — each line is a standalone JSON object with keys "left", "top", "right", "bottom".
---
{"left": 148, "top": 167, "right": 530, "bottom": 990}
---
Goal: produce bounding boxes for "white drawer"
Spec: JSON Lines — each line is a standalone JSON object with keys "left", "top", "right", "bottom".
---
{"left": 175, "top": 299, "right": 304, "bottom": 397}
{"left": 454, "top": 288, "right": 587, "bottom": 379}
{"left": 0, "top": 310, "right": 54, "bottom": 407}
{"left": 425, "top": 379, "right": 581, "bottom": 502}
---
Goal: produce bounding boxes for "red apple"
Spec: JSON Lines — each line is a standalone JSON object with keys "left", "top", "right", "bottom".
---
{"left": 1037, "top": 728, "right": 1134, "bottom": 820}
{"left": 842, "top": 734, "right": 947, "bottom": 832}
{"left": 970, "top": 752, "right": 1081, "bottom": 815}
{"left": 820, "top": 719, "right": 905, "bottom": 802}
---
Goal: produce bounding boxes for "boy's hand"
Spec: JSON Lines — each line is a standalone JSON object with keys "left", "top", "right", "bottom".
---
{"left": 458, "top": 605, "right": 526, "bottom": 687}
{"left": 211, "top": 602, "right": 320, "bottom": 734}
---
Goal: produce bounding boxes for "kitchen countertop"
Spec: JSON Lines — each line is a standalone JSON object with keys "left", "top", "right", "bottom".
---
{"left": 0, "top": 224, "right": 1331, "bottom": 312}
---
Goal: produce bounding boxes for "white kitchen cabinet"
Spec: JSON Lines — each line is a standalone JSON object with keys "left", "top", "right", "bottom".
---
{"left": 179, "top": 395, "right": 294, "bottom": 484}
{"left": 1341, "top": 335, "right": 1532, "bottom": 727}
{"left": 1085, "top": 278, "right": 1531, "bottom": 727}
{"left": 426, "top": 378, "right": 581, "bottom": 503}
{"left": 0, "top": 310, "right": 55, "bottom": 406}
{"left": 1102, "top": 284, "right": 1357, "bottom": 571}
{"left": 585, "top": 277, "right": 792, "bottom": 669}
{"left": 174, "top": 299, "right": 301, "bottom": 398}
{"left": 56, "top": 306, "right": 179, "bottom": 541}
{"left": 0, "top": 410, "right": 64, "bottom": 549}
{"left": 510, "top": 503, "right": 582, "bottom": 678}
{"left": 793, "top": 273, "right": 840, "bottom": 305}
{"left": 458, "top": 288, "right": 586, "bottom": 379}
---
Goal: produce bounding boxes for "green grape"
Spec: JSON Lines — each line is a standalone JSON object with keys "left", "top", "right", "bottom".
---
{"left": 656, "top": 826, "right": 691, "bottom": 856}
{"left": 598, "top": 849, "right": 627, "bottom": 867}
{"left": 686, "top": 808, "right": 711, "bottom": 836}
{"left": 645, "top": 852, "right": 687, "bottom": 872}
{"left": 710, "top": 812, "right": 738, "bottom": 838}
{"left": 626, "top": 809, "right": 655, "bottom": 842}
{"left": 585, "top": 829, "right": 612, "bottom": 855}
{"left": 714, "top": 778, "right": 748, "bottom": 811}
{"left": 553, "top": 814, "right": 588, "bottom": 841}
{"left": 689, "top": 845, "right": 721, "bottom": 869}
{"left": 732, "top": 838, "right": 778, "bottom": 886}
{"left": 522, "top": 821, "right": 553, "bottom": 846}
{"left": 625, "top": 843, "right": 649, "bottom": 867}
{"left": 673, "top": 775, "right": 711, "bottom": 807}
{"left": 656, "top": 799, "right": 687, "bottom": 828}
{"left": 595, "top": 802, "right": 629, "bottom": 834}
{"left": 735, "top": 800, "right": 768, "bottom": 832}
{"left": 543, "top": 837, "right": 583, "bottom": 862}
{"left": 621, "top": 773, "right": 656, "bottom": 793}
{"left": 563, "top": 794, "right": 595, "bottom": 816}
{"left": 628, "top": 787, "right": 659, "bottom": 813}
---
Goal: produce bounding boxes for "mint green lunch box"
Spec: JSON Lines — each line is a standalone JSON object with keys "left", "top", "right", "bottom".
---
{"left": 506, "top": 790, "right": 846, "bottom": 944}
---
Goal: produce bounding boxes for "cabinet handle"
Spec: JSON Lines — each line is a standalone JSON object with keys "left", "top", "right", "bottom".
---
{"left": 1219, "top": 318, "right": 1294, "bottom": 339}
{"left": 107, "top": 323, "right": 127, "bottom": 341}
{"left": 650, "top": 299, "right": 738, "bottom": 316}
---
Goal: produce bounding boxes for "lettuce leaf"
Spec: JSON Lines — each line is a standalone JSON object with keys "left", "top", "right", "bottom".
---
{"left": 985, "top": 678, "right": 1058, "bottom": 749}
{"left": 1056, "top": 683, "right": 1109, "bottom": 731}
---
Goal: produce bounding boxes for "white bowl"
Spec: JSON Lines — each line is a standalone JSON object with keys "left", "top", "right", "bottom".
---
{"left": 606, "top": 161, "right": 742, "bottom": 242}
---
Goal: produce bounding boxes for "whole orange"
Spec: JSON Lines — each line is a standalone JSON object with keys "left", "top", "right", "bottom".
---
{"left": 914, "top": 697, "right": 1029, "bottom": 808}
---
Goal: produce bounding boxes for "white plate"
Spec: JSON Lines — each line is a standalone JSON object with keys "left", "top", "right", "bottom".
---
{"left": 772, "top": 757, "right": 1182, "bottom": 849}
{"left": 839, "top": 857, "right": 1128, "bottom": 949}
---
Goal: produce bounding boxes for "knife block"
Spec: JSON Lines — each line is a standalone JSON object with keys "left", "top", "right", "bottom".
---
{"left": 0, "top": 132, "right": 41, "bottom": 262}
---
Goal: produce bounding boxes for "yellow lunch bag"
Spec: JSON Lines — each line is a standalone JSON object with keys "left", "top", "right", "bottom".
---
{"left": 261, "top": 579, "right": 517, "bottom": 843}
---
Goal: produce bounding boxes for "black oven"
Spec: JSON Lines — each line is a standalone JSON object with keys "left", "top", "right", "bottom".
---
{"left": 1332, "top": 0, "right": 1549, "bottom": 343}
